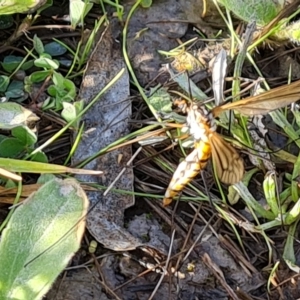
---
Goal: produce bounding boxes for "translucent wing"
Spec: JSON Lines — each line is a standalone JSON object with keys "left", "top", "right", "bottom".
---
{"left": 209, "top": 132, "right": 244, "bottom": 184}
{"left": 212, "top": 80, "right": 300, "bottom": 117}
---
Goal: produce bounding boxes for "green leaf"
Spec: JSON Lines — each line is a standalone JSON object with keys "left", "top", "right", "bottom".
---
{"left": 21, "top": 59, "right": 34, "bottom": 71}
{"left": 33, "top": 34, "right": 44, "bottom": 55}
{"left": 12, "top": 126, "right": 37, "bottom": 146}
{"left": 283, "top": 219, "right": 299, "bottom": 273}
{"left": 52, "top": 71, "right": 64, "bottom": 87}
{"left": 41, "top": 96, "right": 55, "bottom": 110}
{"left": 36, "top": 0, "right": 52, "bottom": 14}
{"left": 61, "top": 102, "right": 76, "bottom": 122}
{"left": 140, "top": 0, "right": 152, "bottom": 8}
{"left": 37, "top": 173, "right": 56, "bottom": 183}
{"left": 39, "top": 52, "right": 52, "bottom": 59}
{"left": 0, "top": 134, "right": 7, "bottom": 143}
{"left": 148, "top": 86, "right": 172, "bottom": 113}
{"left": 74, "top": 99, "right": 84, "bottom": 117}
{"left": 5, "top": 178, "right": 17, "bottom": 188}
{"left": 7, "top": 80, "right": 23, "bottom": 91}
{"left": 44, "top": 42, "right": 67, "bottom": 56}
{"left": 0, "top": 137, "right": 25, "bottom": 157}
{"left": 0, "top": 178, "right": 89, "bottom": 300}
{"left": 0, "top": 75, "right": 10, "bottom": 92}
{"left": 1, "top": 56, "right": 32, "bottom": 72}
{"left": 34, "top": 57, "right": 59, "bottom": 69}
{"left": 70, "top": 100, "right": 84, "bottom": 128}
{"left": 217, "top": 0, "right": 282, "bottom": 26}
{"left": 59, "top": 59, "right": 72, "bottom": 67}
{"left": 47, "top": 85, "right": 57, "bottom": 97}
{"left": 29, "top": 150, "right": 48, "bottom": 163}
{"left": 233, "top": 181, "right": 275, "bottom": 220}
{"left": 263, "top": 172, "right": 279, "bottom": 216}
{"left": 70, "top": 0, "right": 93, "bottom": 29}
{"left": 46, "top": 74, "right": 76, "bottom": 110}
{"left": 168, "top": 69, "right": 208, "bottom": 101}
{"left": 62, "top": 78, "right": 76, "bottom": 98}
{"left": 1, "top": 55, "right": 23, "bottom": 73}
{"left": 0, "top": 102, "right": 39, "bottom": 130}
{"left": 5, "top": 89, "right": 25, "bottom": 100}
{"left": 5, "top": 80, "right": 25, "bottom": 100}
{"left": 0, "top": 0, "right": 47, "bottom": 15}
{"left": 284, "top": 199, "right": 300, "bottom": 225}
{"left": 29, "top": 70, "right": 51, "bottom": 83}
{"left": 0, "top": 157, "right": 102, "bottom": 175}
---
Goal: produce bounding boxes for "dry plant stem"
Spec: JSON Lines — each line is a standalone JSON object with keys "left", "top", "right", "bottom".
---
{"left": 83, "top": 236, "right": 105, "bottom": 283}
{"left": 82, "top": 237, "right": 117, "bottom": 298}
{"left": 174, "top": 203, "right": 203, "bottom": 271}
{"left": 84, "top": 127, "right": 171, "bottom": 163}
{"left": 53, "top": 271, "right": 68, "bottom": 299}
{"left": 271, "top": 273, "right": 300, "bottom": 290}
{"left": 0, "top": 46, "right": 27, "bottom": 55}
{"left": 0, "top": 168, "right": 21, "bottom": 181}
{"left": 65, "top": 253, "right": 112, "bottom": 271}
{"left": 223, "top": 207, "right": 261, "bottom": 245}
{"left": 0, "top": 184, "right": 41, "bottom": 204}
{"left": 103, "top": 147, "right": 142, "bottom": 197}
{"left": 190, "top": 203, "right": 219, "bottom": 237}
{"left": 91, "top": 254, "right": 122, "bottom": 300}
{"left": 5, "top": 17, "right": 31, "bottom": 46}
{"left": 134, "top": 141, "right": 188, "bottom": 168}
{"left": 270, "top": 275, "right": 284, "bottom": 300}
{"left": 144, "top": 198, "right": 187, "bottom": 238}
{"left": 148, "top": 230, "right": 176, "bottom": 300}
{"left": 101, "top": 103, "right": 132, "bottom": 133}
{"left": 114, "top": 249, "right": 194, "bottom": 292}
{"left": 31, "top": 75, "right": 52, "bottom": 104}
{"left": 171, "top": 197, "right": 180, "bottom": 226}
{"left": 255, "top": 0, "right": 300, "bottom": 42}
{"left": 219, "top": 235, "right": 257, "bottom": 276}
{"left": 235, "top": 288, "right": 256, "bottom": 300}
{"left": 258, "top": 47, "right": 300, "bottom": 71}
{"left": 244, "top": 243, "right": 268, "bottom": 266}
{"left": 181, "top": 213, "right": 216, "bottom": 263}
{"left": 202, "top": 253, "right": 240, "bottom": 300}
{"left": 114, "top": 250, "right": 198, "bottom": 292}
{"left": 113, "top": 258, "right": 167, "bottom": 292}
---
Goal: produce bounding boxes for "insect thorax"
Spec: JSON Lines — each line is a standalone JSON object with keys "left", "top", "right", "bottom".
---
{"left": 186, "top": 104, "right": 216, "bottom": 142}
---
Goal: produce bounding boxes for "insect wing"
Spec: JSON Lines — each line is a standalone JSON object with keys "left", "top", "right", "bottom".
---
{"left": 212, "top": 80, "right": 300, "bottom": 117}
{"left": 209, "top": 132, "right": 244, "bottom": 184}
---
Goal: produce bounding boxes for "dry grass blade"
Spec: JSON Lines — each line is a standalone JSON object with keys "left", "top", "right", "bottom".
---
{"left": 0, "top": 168, "right": 22, "bottom": 181}
{"left": 255, "top": 0, "right": 300, "bottom": 42}
{"left": 202, "top": 253, "right": 240, "bottom": 300}
{"left": 213, "top": 80, "right": 300, "bottom": 117}
{"left": 0, "top": 158, "right": 103, "bottom": 175}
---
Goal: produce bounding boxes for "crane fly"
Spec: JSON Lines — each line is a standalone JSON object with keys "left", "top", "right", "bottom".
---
{"left": 163, "top": 80, "right": 300, "bottom": 206}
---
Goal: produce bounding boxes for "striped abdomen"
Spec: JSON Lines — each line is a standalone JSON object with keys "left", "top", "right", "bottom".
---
{"left": 163, "top": 140, "right": 212, "bottom": 206}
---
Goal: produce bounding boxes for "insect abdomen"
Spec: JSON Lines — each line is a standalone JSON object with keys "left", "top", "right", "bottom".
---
{"left": 163, "top": 140, "right": 211, "bottom": 206}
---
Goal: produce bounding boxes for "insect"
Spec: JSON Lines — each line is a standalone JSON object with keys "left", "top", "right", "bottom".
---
{"left": 163, "top": 80, "right": 300, "bottom": 206}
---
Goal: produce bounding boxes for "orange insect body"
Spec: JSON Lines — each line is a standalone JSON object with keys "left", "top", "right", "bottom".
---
{"left": 163, "top": 80, "right": 300, "bottom": 206}
{"left": 163, "top": 140, "right": 212, "bottom": 206}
